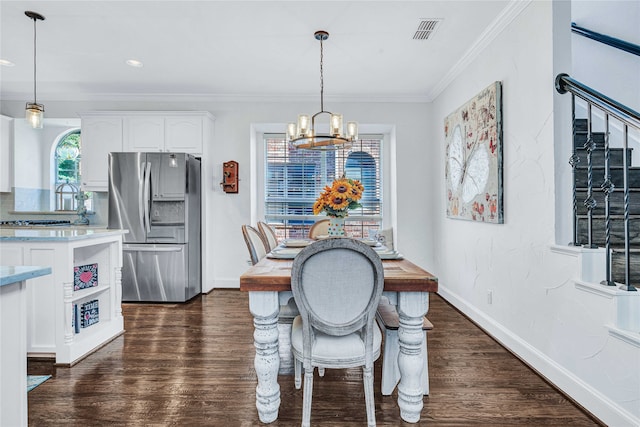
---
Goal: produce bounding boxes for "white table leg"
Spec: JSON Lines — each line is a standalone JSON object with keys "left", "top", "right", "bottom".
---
{"left": 397, "top": 291, "right": 429, "bottom": 423}
{"left": 249, "top": 291, "right": 281, "bottom": 423}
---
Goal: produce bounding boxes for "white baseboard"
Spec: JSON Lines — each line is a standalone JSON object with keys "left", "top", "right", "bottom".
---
{"left": 201, "top": 278, "right": 239, "bottom": 294}
{"left": 437, "top": 285, "right": 639, "bottom": 427}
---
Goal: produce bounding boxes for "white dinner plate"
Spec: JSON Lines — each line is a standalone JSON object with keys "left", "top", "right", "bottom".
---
{"left": 377, "top": 250, "right": 403, "bottom": 260}
{"left": 282, "top": 239, "right": 313, "bottom": 248}
{"left": 358, "top": 238, "right": 380, "bottom": 246}
{"left": 267, "top": 247, "right": 302, "bottom": 259}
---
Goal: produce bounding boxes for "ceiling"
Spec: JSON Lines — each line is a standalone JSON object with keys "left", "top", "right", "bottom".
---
{"left": 0, "top": 1, "right": 513, "bottom": 103}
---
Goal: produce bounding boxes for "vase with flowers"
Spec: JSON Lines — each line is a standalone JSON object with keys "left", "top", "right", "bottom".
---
{"left": 313, "top": 177, "right": 364, "bottom": 236}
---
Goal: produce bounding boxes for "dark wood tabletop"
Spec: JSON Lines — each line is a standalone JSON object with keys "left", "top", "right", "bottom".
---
{"left": 240, "top": 257, "right": 438, "bottom": 293}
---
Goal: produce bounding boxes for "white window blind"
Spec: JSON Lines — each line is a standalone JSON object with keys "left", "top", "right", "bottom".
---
{"left": 264, "top": 134, "right": 383, "bottom": 239}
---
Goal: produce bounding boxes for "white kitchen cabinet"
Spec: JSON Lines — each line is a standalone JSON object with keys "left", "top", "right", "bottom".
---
{"left": 0, "top": 266, "right": 51, "bottom": 426}
{"left": 80, "top": 115, "right": 123, "bottom": 191}
{"left": 80, "top": 112, "right": 212, "bottom": 191}
{"left": 123, "top": 113, "right": 206, "bottom": 154}
{"left": 0, "top": 228, "right": 126, "bottom": 366}
{"left": 0, "top": 115, "right": 13, "bottom": 193}
{"left": 123, "top": 116, "right": 165, "bottom": 152}
{"left": 165, "top": 115, "right": 204, "bottom": 153}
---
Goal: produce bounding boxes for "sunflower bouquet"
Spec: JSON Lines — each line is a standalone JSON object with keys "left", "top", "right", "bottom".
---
{"left": 313, "top": 177, "right": 364, "bottom": 218}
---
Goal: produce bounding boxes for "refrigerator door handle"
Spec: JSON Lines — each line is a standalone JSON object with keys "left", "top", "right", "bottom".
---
{"left": 123, "top": 245, "right": 183, "bottom": 252}
{"left": 137, "top": 162, "right": 146, "bottom": 233}
{"left": 143, "top": 161, "right": 152, "bottom": 233}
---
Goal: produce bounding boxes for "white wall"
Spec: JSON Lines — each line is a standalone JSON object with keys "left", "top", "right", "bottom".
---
{"left": 13, "top": 118, "right": 81, "bottom": 190}
{"left": 13, "top": 120, "right": 46, "bottom": 190}
{"left": 430, "top": 2, "right": 638, "bottom": 425}
{"left": 572, "top": 0, "right": 640, "bottom": 111}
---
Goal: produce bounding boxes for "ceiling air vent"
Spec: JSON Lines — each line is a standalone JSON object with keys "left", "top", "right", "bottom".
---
{"left": 413, "top": 19, "right": 442, "bottom": 40}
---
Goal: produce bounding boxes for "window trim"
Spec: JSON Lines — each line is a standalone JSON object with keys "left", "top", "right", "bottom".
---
{"left": 251, "top": 123, "right": 397, "bottom": 234}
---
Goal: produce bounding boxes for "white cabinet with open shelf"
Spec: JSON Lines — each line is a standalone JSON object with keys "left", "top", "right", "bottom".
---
{"left": 0, "top": 228, "right": 126, "bottom": 365}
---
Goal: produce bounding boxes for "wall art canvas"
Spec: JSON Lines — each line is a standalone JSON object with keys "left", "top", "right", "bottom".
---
{"left": 444, "top": 81, "right": 503, "bottom": 223}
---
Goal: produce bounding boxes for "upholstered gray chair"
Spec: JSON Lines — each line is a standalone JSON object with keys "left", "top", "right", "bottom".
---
{"left": 257, "top": 221, "right": 279, "bottom": 252}
{"left": 291, "top": 238, "right": 384, "bottom": 427}
{"left": 241, "top": 224, "right": 269, "bottom": 265}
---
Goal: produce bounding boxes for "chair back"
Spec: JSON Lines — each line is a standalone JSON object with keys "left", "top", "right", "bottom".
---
{"left": 308, "top": 219, "right": 330, "bottom": 239}
{"left": 291, "top": 238, "right": 384, "bottom": 340}
{"left": 242, "top": 224, "right": 269, "bottom": 265}
{"left": 257, "top": 221, "right": 279, "bottom": 251}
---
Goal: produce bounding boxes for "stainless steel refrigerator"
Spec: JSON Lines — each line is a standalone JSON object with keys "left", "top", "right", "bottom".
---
{"left": 108, "top": 152, "right": 201, "bottom": 302}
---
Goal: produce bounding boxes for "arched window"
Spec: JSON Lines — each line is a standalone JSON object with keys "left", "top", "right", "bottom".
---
{"left": 53, "top": 129, "right": 92, "bottom": 211}
{"left": 345, "top": 151, "right": 379, "bottom": 214}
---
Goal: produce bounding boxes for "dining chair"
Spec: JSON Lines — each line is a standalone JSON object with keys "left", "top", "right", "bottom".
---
{"left": 291, "top": 238, "right": 384, "bottom": 427}
{"left": 257, "top": 221, "right": 279, "bottom": 251}
{"left": 307, "top": 218, "right": 330, "bottom": 239}
{"left": 241, "top": 224, "right": 269, "bottom": 265}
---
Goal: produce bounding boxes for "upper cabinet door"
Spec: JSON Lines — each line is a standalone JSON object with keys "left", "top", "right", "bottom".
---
{"left": 0, "top": 115, "right": 13, "bottom": 192}
{"left": 81, "top": 116, "right": 123, "bottom": 191}
{"left": 124, "top": 116, "right": 165, "bottom": 152}
{"left": 165, "top": 116, "right": 203, "bottom": 154}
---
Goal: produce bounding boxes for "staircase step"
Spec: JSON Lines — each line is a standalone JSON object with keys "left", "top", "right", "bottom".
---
{"left": 574, "top": 118, "right": 588, "bottom": 132}
{"left": 574, "top": 166, "right": 640, "bottom": 189}
{"left": 575, "top": 190, "right": 640, "bottom": 215}
{"left": 576, "top": 215, "right": 640, "bottom": 246}
{"left": 574, "top": 148, "right": 632, "bottom": 167}
{"left": 611, "top": 249, "right": 640, "bottom": 287}
{"left": 573, "top": 131, "right": 606, "bottom": 148}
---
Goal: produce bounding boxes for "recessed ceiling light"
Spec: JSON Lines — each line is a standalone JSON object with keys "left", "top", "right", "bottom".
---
{"left": 0, "top": 59, "right": 15, "bottom": 67}
{"left": 125, "top": 59, "right": 143, "bottom": 68}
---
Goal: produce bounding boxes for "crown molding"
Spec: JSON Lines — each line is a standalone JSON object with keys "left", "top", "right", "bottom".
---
{"left": 0, "top": 91, "right": 430, "bottom": 104}
{"left": 427, "top": 0, "right": 533, "bottom": 102}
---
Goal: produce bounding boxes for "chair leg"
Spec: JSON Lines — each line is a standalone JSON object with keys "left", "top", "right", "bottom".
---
{"left": 294, "top": 356, "right": 302, "bottom": 389}
{"left": 363, "top": 366, "right": 376, "bottom": 427}
{"left": 302, "top": 367, "right": 314, "bottom": 427}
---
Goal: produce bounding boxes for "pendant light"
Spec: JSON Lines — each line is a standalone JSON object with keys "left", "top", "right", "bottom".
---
{"left": 25, "top": 11, "right": 45, "bottom": 129}
{"left": 286, "top": 31, "right": 358, "bottom": 150}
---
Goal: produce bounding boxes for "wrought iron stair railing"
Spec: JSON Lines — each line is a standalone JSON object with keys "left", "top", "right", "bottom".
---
{"left": 555, "top": 73, "right": 640, "bottom": 292}
{"left": 571, "top": 22, "right": 640, "bottom": 58}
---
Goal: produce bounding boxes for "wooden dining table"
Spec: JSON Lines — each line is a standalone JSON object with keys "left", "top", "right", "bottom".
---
{"left": 240, "top": 253, "right": 438, "bottom": 424}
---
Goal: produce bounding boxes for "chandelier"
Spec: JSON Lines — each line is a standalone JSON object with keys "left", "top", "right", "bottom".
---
{"left": 25, "top": 11, "right": 45, "bottom": 129}
{"left": 286, "top": 31, "right": 358, "bottom": 150}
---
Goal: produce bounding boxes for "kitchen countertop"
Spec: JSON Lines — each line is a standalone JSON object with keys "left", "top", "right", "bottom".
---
{"left": 0, "top": 227, "right": 128, "bottom": 242}
{"left": 0, "top": 265, "right": 52, "bottom": 287}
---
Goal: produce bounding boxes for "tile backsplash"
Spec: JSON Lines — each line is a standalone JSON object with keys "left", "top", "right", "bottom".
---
{"left": 0, "top": 189, "right": 108, "bottom": 226}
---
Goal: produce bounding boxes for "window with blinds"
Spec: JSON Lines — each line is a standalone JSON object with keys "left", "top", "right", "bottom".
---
{"left": 264, "top": 134, "right": 383, "bottom": 239}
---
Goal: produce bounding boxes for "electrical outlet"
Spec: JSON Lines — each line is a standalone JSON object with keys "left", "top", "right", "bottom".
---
{"left": 487, "top": 290, "right": 493, "bottom": 305}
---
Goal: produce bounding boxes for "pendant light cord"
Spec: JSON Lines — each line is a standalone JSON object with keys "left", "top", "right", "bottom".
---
{"left": 319, "top": 36, "right": 324, "bottom": 112}
{"left": 32, "top": 15, "right": 38, "bottom": 104}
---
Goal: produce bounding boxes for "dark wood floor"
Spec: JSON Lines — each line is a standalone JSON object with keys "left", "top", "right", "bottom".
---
{"left": 28, "top": 290, "right": 603, "bottom": 426}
